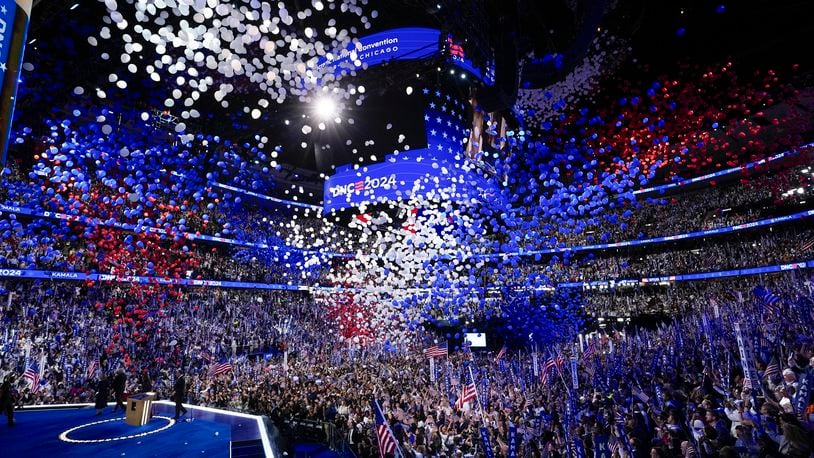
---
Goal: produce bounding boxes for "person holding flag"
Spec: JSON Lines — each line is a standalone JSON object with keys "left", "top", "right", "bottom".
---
{"left": 495, "top": 344, "right": 507, "bottom": 362}
{"left": 371, "top": 397, "right": 403, "bottom": 458}
{"left": 22, "top": 362, "right": 40, "bottom": 394}
{"left": 454, "top": 371, "right": 478, "bottom": 411}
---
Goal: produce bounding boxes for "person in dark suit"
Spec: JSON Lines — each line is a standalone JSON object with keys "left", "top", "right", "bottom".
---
{"left": 112, "top": 368, "right": 126, "bottom": 412}
{"left": 173, "top": 371, "right": 188, "bottom": 420}
{"left": 139, "top": 369, "right": 152, "bottom": 393}
{"left": 1, "top": 374, "right": 16, "bottom": 426}
{"left": 95, "top": 375, "right": 110, "bottom": 416}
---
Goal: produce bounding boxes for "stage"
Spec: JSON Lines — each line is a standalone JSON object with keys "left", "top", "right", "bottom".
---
{"left": 0, "top": 401, "right": 274, "bottom": 458}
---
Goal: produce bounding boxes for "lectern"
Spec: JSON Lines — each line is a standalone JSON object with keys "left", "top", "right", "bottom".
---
{"left": 125, "top": 392, "right": 156, "bottom": 426}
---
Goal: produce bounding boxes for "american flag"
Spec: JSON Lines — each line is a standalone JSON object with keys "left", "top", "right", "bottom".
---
{"left": 754, "top": 285, "right": 782, "bottom": 314}
{"left": 609, "top": 436, "right": 621, "bottom": 456}
{"left": 423, "top": 88, "right": 467, "bottom": 158}
{"left": 423, "top": 342, "right": 448, "bottom": 358}
{"left": 199, "top": 350, "right": 215, "bottom": 363}
{"left": 446, "top": 37, "right": 465, "bottom": 58}
{"left": 614, "top": 409, "right": 627, "bottom": 426}
{"left": 764, "top": 356, "right": 780, "bottom": 380}
{"left": 801, "top": 236, "right": 814, "bottom": 252}
{"left": 454, "top": 370, "right": 478, "bottom": 410}
{"left": 541, "top": 355, "right": 565, "bottom": 385}
{"left": 583, "top": 339, "right": 597, "bottom": 360}
{"left": 371, "top": 398, "right": 400, "bottom": 458}
{"left": 23, "top": 364, "right": 41, "bottom": 393}
{"left": 495, "top": 344, "right": 507, "bottom": 362}
{"left": 86, "top": 360, "right": 99, "bottom": 380}
{"left": 208, "top": 361, "right": 233, "bottom": 376}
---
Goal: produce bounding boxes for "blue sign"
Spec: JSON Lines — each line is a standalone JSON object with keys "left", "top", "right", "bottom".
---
{"left": 573, "top": 437, "right": 587, "bottom": 458}
{"left": 322, "top": 150, "right": 496, "bottom": 213}
{"left": 507, "top": 424, "right": 518, "bottom": 458}
{"left": 794, "top": 370, "right": 811, "bottom": 418}
{"left": 479, "top": 427, "right": 495, "bottom": 458}
{"left": 318, "top": 27, "right": 440, "bottom": 75}
{"left": 1, "top": 258, "right": 814, "bottom": 295}
{"left": 0, "top": 0, "right": 31, "bottom": 165}
{"left": 323, "top": 149, "right": 454, "bottom": 212}
{"left": 593, "top": 434, "right": 611, "bottom": 458}
{"left": 0, "top": 268, "right": 308, "bottom": 291}
{"left": 323, "top": 95, "right": 495, "bottom": 212}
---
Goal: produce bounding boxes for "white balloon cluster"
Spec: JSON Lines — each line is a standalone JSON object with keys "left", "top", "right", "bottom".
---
{"left": 91, "top": 0, "right": 378, "bottom": 141}
{"left": 312, "top": 166, "right": 499, "bottom": 345}
{"left": 516, "top": 31, "right": 629, "bottom": 125}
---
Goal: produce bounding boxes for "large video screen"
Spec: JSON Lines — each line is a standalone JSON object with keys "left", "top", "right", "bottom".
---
{"left": 464, "top": 332, "right": 487, "bottom": 348}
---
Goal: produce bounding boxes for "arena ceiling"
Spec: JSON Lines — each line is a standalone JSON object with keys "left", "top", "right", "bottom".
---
{"left": 15, "top": 0, "right": 814, "bottom": 181}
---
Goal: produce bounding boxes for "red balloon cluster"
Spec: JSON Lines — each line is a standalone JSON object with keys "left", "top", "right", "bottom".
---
{"left": 324, "top": 292, "right": 377, "bottom": 346}
{"left": 543, "top": 62, "right": 812, "bottom": 184}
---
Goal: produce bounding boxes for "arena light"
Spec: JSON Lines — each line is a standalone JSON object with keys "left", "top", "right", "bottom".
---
{"left": 313, "top": 96, "right": 338, "bottom": 120}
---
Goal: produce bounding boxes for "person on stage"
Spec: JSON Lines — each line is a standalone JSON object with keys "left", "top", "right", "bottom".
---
{"left": 139, "top": 368, "right": 152, "bottom": 393}
{"left": 112, "top": 368, "right": 126, "bottom": 412}
{"left": 172, "top": 370, "right": 188, "bottom": 420}
{"left": 1, "top": 374, "right": 16, "bottom": 426}
{"left": 95, "top": 375, "right": 110, "bottom": 416}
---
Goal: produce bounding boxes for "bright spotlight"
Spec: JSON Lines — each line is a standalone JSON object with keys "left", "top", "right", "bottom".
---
{"left": 313, "top": 97, "right": 338, "bottom": 120}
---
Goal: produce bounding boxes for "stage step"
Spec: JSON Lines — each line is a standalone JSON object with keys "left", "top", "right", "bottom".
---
{"left": 231, "top": 439, "right": 266, "bottom": 458}
{"left": 293, "top": 442, "right": 342, "bottom": 458}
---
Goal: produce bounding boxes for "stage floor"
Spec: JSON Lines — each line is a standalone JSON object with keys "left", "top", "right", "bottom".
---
{"left": 0, "top": 401, "right": 273, "bottom": 458}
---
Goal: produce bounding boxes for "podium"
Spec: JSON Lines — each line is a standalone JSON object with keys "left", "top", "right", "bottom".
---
{"left": 125, "top": 392, "right": 156, "bottom": 426}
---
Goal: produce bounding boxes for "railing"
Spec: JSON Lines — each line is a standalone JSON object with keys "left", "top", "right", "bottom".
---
{"left": 3, "top": 259, "right": 812, "bottom": 293}
{"left": 631, "top": 142, "right": 812, "bottom": 195}
{"left": 2, "top": 202, "right": 812, "bottom": 262}
{"left": 281, "top": 418, "right": 357, "bottom": 458}
{"left": 0, "top": 202, "right": 348, "bottom": 258}
{"left": 474, "top": 209, "right": 814, "bottom": 260}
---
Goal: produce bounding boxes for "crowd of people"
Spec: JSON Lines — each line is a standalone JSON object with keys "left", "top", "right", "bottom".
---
{"left": 581, "top": 270, "right": 813, "bottom": 317}
{"left": 3, "top": 146, "right": 813, "bottom": 277}
{"left": 557, "top": 165, "right": 813, "bottom": 248}
{"left": 1, "top": 187, "right": 813, "bottom": 458}
{"left": 2, "top": 4, "right": 813, "bottom": 456}
{"left": 2, "top": 269, "right": 813, "bottom": 458}
{"left": 0, "top": 72, "right": 811, "bottom": 458}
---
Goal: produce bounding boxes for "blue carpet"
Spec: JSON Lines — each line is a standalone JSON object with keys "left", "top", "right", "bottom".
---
{"left": 0, "top": 406, "right": 232, "bottom": 457}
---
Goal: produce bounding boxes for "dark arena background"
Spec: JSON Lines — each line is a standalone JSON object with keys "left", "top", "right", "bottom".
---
{"left": 1, "top": 0, "right": 814, "bottom": 457}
